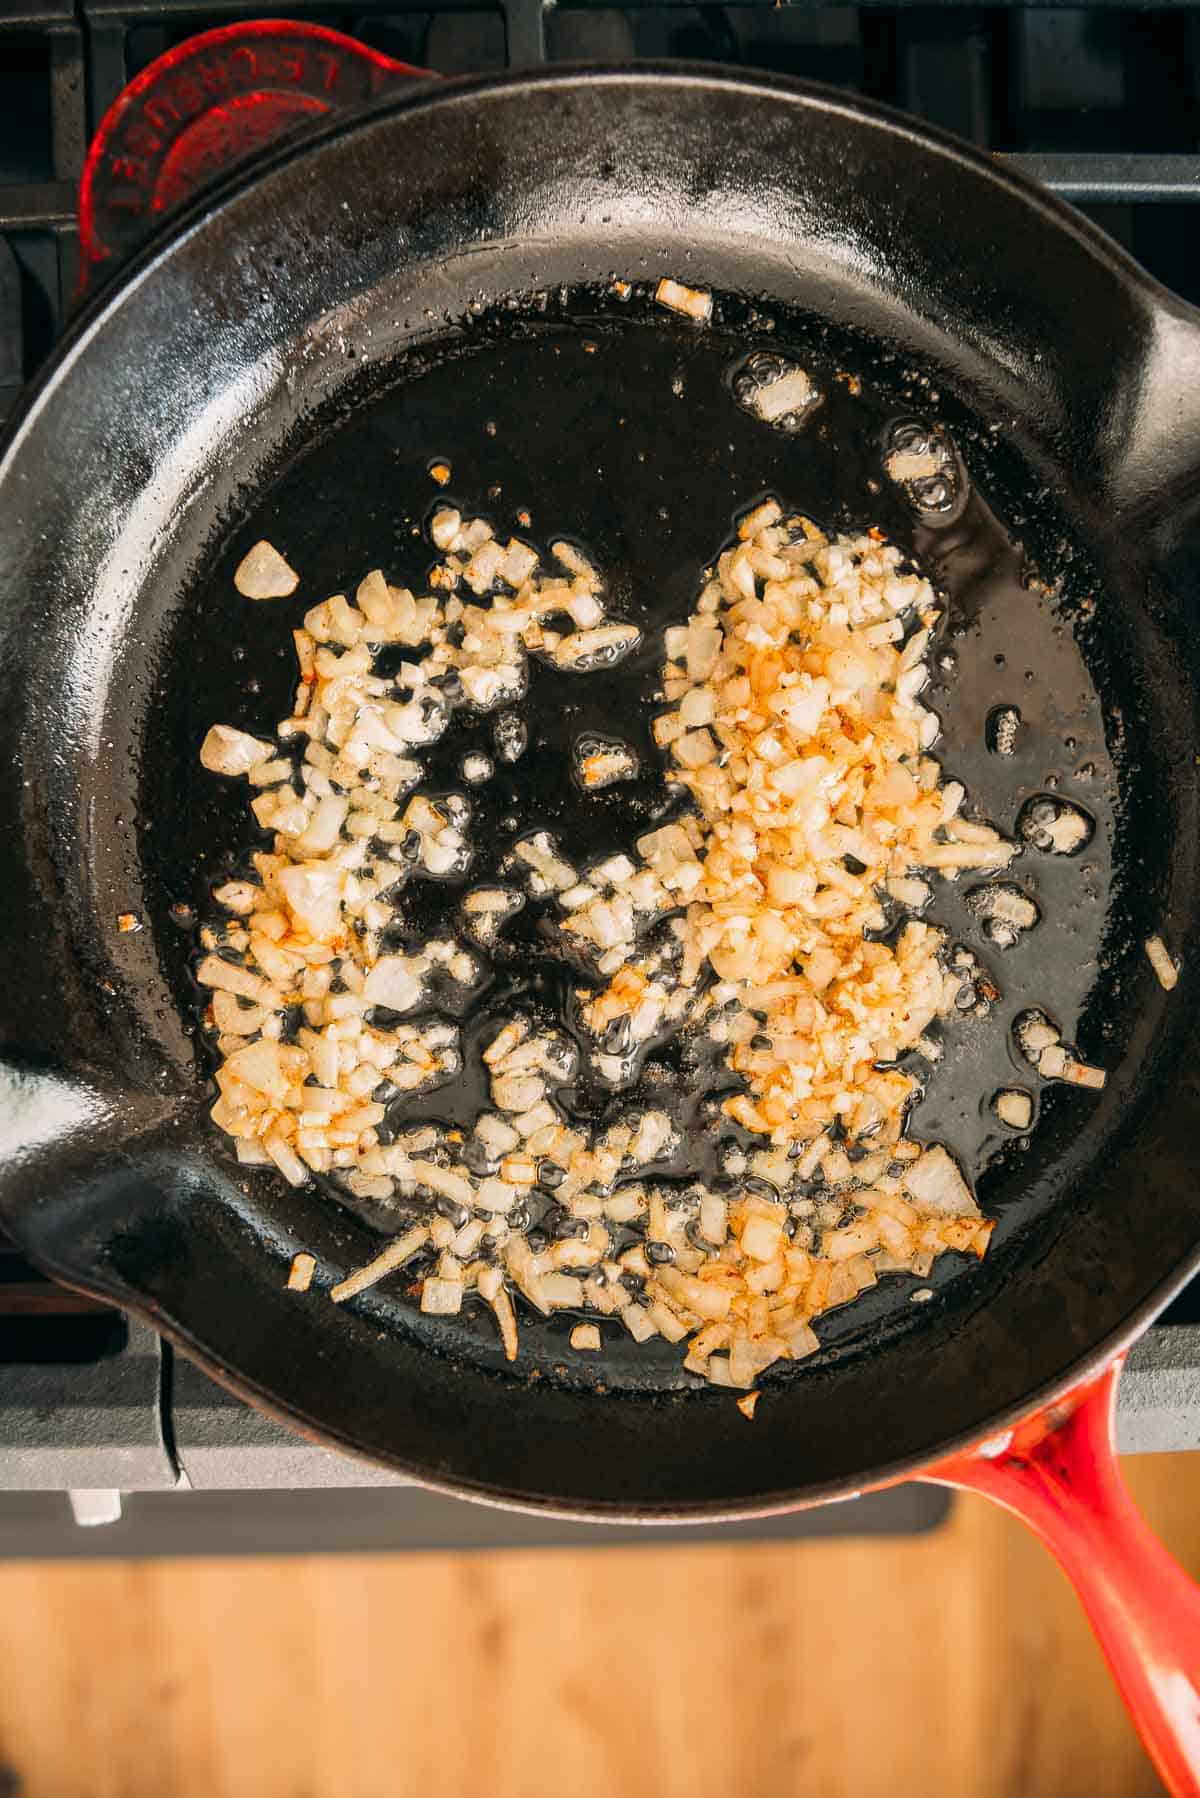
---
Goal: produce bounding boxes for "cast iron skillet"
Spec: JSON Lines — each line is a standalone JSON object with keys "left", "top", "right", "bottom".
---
{"left": 2, "top": 57, "right": 1200, "bottom": 1782}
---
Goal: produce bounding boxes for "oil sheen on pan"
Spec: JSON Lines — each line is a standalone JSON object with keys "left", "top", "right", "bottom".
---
{"left": 144, "top": 285, "right": 1124, "bottom": 1394}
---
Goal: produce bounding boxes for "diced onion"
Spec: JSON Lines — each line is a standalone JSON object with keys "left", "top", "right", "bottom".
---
{"left": 234, "top": 540, "right": 300, "bottom": 600}
{"left": 286, "top": 1251, "right": 316, "bottom": 1292}
{"left": 1146, "top": 935, "right": 1178, "bottom": 991}
{"left": 421, "top": 1277, "right": 464, "bottom": 1316}
{"left": 330, "top": 1227, "right": 429, "bottom": 1304}
{"left": 994, "top": 1089, "right": 1033, "bottom": 1131}
{"left": 655, "top": 278, "right": 712, "bottom": 322}
{"left": 200, "top": 725, "right": 274, "bottom": 777}
{"left": 902, "top": 1146, "right": 979, "bottom": 1218}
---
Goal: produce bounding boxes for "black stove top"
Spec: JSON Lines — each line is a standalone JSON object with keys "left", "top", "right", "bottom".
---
{"left": 2, "top": 0, "right": 1199, "bottom": 1541}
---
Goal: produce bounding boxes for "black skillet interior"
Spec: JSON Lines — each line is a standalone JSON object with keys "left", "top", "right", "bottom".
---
{"left": 3, "top": 68, "right": 1200, "bottom": 1515}
{"left": 159, "top": 301, "right": 1129, "bottom": 1374}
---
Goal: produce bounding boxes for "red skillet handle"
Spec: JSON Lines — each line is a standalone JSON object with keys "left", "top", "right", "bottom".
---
{"left": 925, "top": 1358, "right": 1200, "bottom": 1794}
{"left": 78, "top": 19, "right": 433, "bottom": 282}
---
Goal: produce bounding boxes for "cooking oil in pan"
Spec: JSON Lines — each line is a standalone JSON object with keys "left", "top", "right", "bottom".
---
{"left": 164, "top": 294, "right": 1122, "bottom": 1366}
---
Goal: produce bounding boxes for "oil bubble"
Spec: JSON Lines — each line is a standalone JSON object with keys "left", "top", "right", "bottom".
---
{"left": 571, "top": 734, "right": 639, "bottom": 791}
{"left": 883, "top": 417, "right": 963, "bottom": 519}
{"left": 965, "top": 882, "right": 1040, "bottom": 949}
{"left": 731, "top": 351, "right": 822, "bottom": 434}
{"left": 986, "top": 705, "right": 1021, "bottom": 755}
{"left": 1017, "top": 794, "right": 1094, "bottom": 856}
{"left": 494, "top": 712, "right": 527, "bottom": 764}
